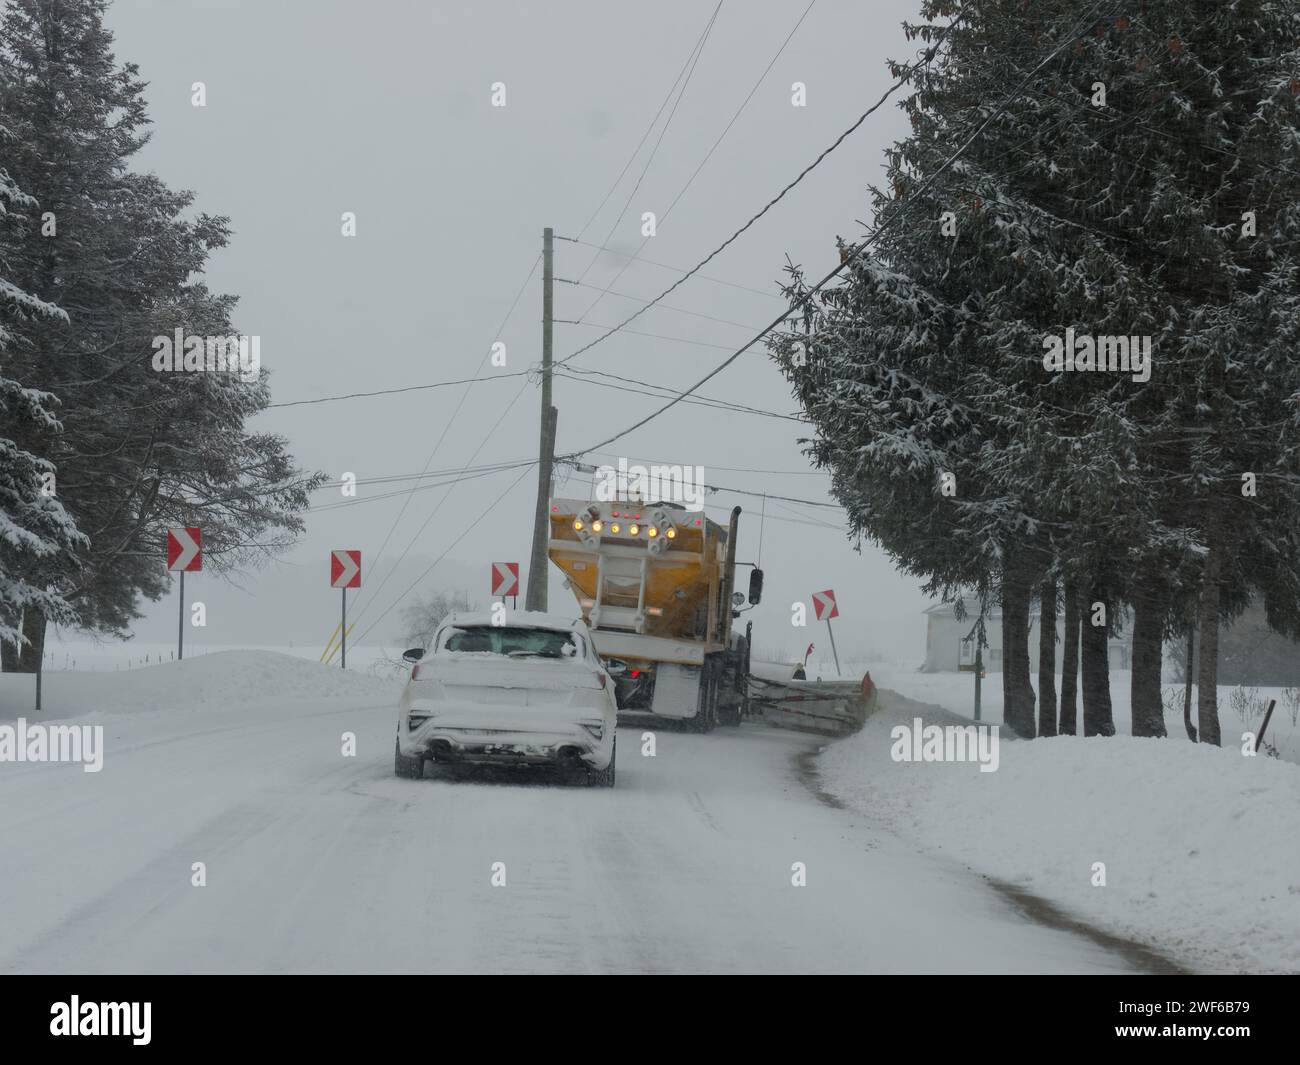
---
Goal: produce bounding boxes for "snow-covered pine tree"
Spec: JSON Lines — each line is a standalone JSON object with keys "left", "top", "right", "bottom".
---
{"left": 772, "top": 0, "right": 1300, "bottom": 745}
{"left": 1060, "top": 0, "right": 1300, "bottom": 744}
{"left": 0, "top": 151, "right": 85, "bottom": 655}
{"left": 0, "top": 0, "right": 324, "bottom": 664}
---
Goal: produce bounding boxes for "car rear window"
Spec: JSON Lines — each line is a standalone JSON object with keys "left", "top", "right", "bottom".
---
{"left": 438, "top": 626, "right": 582, "bottom": 659}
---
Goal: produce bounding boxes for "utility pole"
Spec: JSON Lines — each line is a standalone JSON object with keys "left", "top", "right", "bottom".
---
{"left": 525, "top": 226, "right": 556, "bottom": 612}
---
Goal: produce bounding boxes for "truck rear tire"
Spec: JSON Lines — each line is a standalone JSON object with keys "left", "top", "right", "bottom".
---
{"left": 688, "top": 661, "right": 718, "bottom": 733}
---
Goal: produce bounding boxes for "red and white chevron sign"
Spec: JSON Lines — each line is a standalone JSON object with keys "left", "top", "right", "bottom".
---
{"left": 166, "top": 527, "right": 202, "bottom": 572}
{"left": 812, "top": 588, "right": 839, "bottom": 621}
{"left": 491, "top": 561, "right": 519, "bottom": 598}
{"left": 331, "top": 549, "right": 361, "bottom": 589}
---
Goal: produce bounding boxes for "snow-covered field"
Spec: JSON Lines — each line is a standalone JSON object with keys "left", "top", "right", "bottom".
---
{"left": 854, "top": 663, "right": 1300, "bottom": 765}
{"left": 0, "top": 649, "right": 396, "bottom": 719}
{"left": 0, "top": 650, "right": 1149, "bottom": 974}
{"left": 817, "top": 678, "right": 1300, "bottom": 974}
{"left": 29, "top": 638, "right": 406, "bottom": 678}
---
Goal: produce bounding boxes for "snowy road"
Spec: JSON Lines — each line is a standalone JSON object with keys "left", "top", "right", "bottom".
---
{"left": 1, "top": 675, "right": 1140, "bottom": 974}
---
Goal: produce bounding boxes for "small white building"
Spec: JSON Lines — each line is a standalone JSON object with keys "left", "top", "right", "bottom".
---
{"left": 922, "top": 596, "right": 1132, "bottom": 673}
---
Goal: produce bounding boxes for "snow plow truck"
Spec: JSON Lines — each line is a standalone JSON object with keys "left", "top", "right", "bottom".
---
{"left": 547, "top": 498, "right": 874, "bottom": 736}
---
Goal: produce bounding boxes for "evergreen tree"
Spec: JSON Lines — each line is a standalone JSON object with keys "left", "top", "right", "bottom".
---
{"left": 0, "top": 0, "right": 323, "bottom": 665}
{"left": 771, "top": 0, "right": 1300, "bottom": 746}
{"left": 0, "top": 149, "right": 84, "bottom": 654}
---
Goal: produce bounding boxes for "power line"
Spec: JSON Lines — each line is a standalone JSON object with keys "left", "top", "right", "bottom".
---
{"left": 338, "top": 7, "right": 722, "bottom": 633}
{"left": 767, "top": 495, "right": 845, "bottom": 529}
{"left": 707, "top": 484, "right": 840, "bottom": 509}
{"left": 350, "top": 463, "right": 537, "bottom": 645}
{"left": 315, "top": 459, "right": 534, "bottom": 491}
{"left": 308, "top": 463, "right": 531, "bottom": 513}
{"left": 267, "top": 371, "right": 531, "bottom": 409}
{"left": 701, "top": 501, "right": 838, "bottom": 533}
{"left": 575, "top": 0, "right": 724, "bottom": 291}
{"left": 557, "top": 318, "right": 756, "bottom": 354}
{"left": 573, "top": 0, "right": 818, "bottom": 323}
{"left": 703, "top": 464, "right": 826, "bottom": 477}
{"left": 564, "top": 278, "right": 759, "bottom": 331}
{"left": 345, "top": 254, "right": 539, "bottom": 622}
{"left": 558, "top": 3, "right": 1111, "bottom": 460}
{"left": 553, "top": 17, "right": 956, "bottom": 370}
{"left": 570, "top": 461, "right": 839, "bottom": 509}
{"left": 554, "top": 365, "right": 804, "bottom": 422}
{"left": 317, "top": 450, "right": 831, "bottom": 517}
{"left": 558, "top": 237, "right": 783, "bottom": 301}
{"left": 589, "top": 451, "right": 828, "bottom": 477}
{"left": 344, "top": 376, "right": 534, "bottom": 629}
{"left": 573, "top": 3, "right": 723, "bottom": 242}
{"left": 658, "top": 0, "right": 819, "bottom": 226}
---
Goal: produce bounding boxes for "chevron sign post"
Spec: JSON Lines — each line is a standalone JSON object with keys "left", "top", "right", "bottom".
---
{"left": 491, "top": 561, "right": 519, "bottom": 608}
{"left": 167, "top": 527, "right": 202, "bottom": 661}
{"left": 811, "top": 588, "right": 842, "bottom": 678}
{"left": 331, "top": 550, "right": 361, "bottom": 669}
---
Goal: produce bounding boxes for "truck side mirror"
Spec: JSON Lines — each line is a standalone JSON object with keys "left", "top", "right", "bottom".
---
{"left": 748, "top": 568, "right": 763, "bottom": 605}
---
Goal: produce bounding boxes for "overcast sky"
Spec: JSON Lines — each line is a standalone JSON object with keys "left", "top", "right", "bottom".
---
{"left": 98, "top": 0, "right": 937, "bottom": 665}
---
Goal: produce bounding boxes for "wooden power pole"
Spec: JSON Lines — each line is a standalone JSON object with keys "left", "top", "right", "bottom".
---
{"left": 525, "top": 226, "right": 556, "bottom": 612}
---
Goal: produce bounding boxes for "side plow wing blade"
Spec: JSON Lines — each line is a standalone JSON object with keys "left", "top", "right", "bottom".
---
{"left": 745, "top": 672, "right": 879, "bottom": 737}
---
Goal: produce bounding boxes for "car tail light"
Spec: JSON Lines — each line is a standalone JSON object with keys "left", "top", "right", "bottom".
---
{"left": 581, "top": 722, "right": 605, "bottom": 739}
{"left": 630, "top": 669, "right": 640, "bottom": 678}
{"left": 411, "top": 663, "right": 423, "bottom": 680}
{"left": 594, "top": 672, "right": 607, "bottom": 690}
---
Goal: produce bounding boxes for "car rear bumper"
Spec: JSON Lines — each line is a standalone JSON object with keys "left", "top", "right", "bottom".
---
{"left": 399, "top": 716, "right": 612, "bottom": 769}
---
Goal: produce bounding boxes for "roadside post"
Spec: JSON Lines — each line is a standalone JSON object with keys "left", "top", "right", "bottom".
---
{"left": 492, "top": 561, "right": 520, "bottom": 611}
{"left": 330, "top": 550, "right": 361, "bottom": 668}
{"left": 811, "top": 589, "right": 841, "bottom": 678}
{"left": 1255, "top": 699, "right": 1278, "bottom": 753}
{"left": 166, "top": 527, "right": 202, "bottom": 662}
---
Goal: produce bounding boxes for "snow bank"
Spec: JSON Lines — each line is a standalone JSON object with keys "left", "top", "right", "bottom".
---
{"left": 817, "top": 687, "right": 1300, "bottom": 973}
{"left": 0, "top": 649, "right": 398, "bottom": 720}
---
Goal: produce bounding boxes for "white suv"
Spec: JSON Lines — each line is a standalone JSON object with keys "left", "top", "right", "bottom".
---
{"left": 395, "top": 610, "right": 619, "bottom": 786}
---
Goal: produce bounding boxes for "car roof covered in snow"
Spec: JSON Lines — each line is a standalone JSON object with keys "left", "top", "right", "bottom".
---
{"left": 437, "top": 610, "right": 587, "bottom": 633}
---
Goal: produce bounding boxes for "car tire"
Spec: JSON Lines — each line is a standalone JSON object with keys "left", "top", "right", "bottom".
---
{"left": 587, "top": 740, "right": 616, "bottom": 787}
{"left": 395, "top": 738, "right": 423, "bottom": 779}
